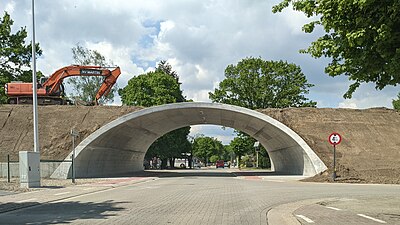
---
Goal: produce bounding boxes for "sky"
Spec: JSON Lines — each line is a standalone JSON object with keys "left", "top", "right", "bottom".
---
{"left": 2, "top": 0, "right": 399, "bottom": 144}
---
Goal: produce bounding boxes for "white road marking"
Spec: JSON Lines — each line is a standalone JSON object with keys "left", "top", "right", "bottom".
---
{"left": 16, "top": 198, "right": 37, "bottom": 203}
{"left": 357, "top": 214, "right": 386, "bottom": 223}
{"left": 295, "top": 215, "right": 315, "bottom": 223}
{"left": 127, "top": 186, "right": 160, "bottom": 190}
{"left": 54, "top": 191, "right": 71, "bottom": 196}
{"left": 325, "top": 206, "right": 342, "bottom": 211}
{"left": 263, "top": 179, "right": 285, "bottom": 182}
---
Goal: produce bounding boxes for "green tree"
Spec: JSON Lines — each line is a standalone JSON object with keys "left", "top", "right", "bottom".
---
{"left": 119, "top": 71, "right": 184, "bottom": 106}
{"left": 0, "top": 12, "right": 42, "bottom": 103}
{"left": 229, "top": 133, "right": 254, "bottom": 167}
{"left": 145, "top": 127, "right": 192, "bottom": 167}
{"left": 393, "top": 92, "right": 400, "bottom": 110}
{"left": 192, "top": 136, "right": 224, "bottom": 165}
{"left": 155, "top": 60, "right": 179, "bottom": 82}
{"left": 273, "top": 0, "right": 400, "bottom": 98}
{"left": 67, "top": 44, "right": 116, "bottom": 104}
{"left": 229, "top": 132, "right": 270, "bottom": 169}
{"left": 209, "top": 57, "right": 316, "bottom": 109}
{"left": 119, "top": 61, "right": 190, "bottom": 168}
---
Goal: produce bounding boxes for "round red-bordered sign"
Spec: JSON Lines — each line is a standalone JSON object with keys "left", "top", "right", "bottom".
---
{"left": 328, "top": 132, "right": 342, "bottom": 145}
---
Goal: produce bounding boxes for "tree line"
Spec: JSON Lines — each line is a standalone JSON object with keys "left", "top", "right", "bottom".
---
{"left": 1, "top": 1, "right": 399, "bottom": 167}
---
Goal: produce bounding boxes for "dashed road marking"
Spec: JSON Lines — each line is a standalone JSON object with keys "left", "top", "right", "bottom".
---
{"left": 325, "top": 206, "right": 342, "bottom": 211}
{"left": 295, "top": 215, "right": 315, "bottom": 223}
{"left": 54, "top": 192, "right": 71, "bottom": 196}
{"left": 357, "top": 214, "right": 386, "bottom": 224}
{"left": 16, "top": 198, "right": 37, "bottom": 203}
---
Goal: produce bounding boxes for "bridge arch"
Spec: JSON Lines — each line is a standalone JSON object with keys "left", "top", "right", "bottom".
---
{"left": 51, "top": 102, "right": 327, "bottom": 179}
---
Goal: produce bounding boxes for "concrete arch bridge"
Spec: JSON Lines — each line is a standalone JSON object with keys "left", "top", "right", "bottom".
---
{"left": 51, "top": 102, "right": 327, "bottom": 179}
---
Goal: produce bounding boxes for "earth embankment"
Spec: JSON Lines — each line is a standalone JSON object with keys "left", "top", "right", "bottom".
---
{"left": 0, "top": 105, "right": 399, "bottom": 183}
{"left": 0, "top": 105, "right": 142, "bottom": 161}
{"left": 260, "top": 107, "right": 400, "bottom": 184}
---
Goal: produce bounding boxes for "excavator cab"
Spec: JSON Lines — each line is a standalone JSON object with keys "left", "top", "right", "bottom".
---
{"left": 39, "top": 77, "right": 48, "bottom": 86}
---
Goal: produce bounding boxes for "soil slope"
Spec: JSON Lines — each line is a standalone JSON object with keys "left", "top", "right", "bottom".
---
{"left": 0, "top": 105, "right": 399, "bottom": 183}
{"left": 259, "top": 107, "right": 400, "bottom": 184}
{"left": 0, "top": 105, "right": 142, "bottom": 161}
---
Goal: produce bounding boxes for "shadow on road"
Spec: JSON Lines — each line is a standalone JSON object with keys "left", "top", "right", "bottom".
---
{"left": 103, "top": 169, "right": 299, "bottom": 179}
{"left": 0, "top": 200, "right": 127, "bottom": 224}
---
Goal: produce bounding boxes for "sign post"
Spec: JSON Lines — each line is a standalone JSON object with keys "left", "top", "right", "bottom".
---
{"left": 70, "top": 129, "right": 79, "bottom": 183}
{"left": 253, "top": 141, "right": 260, "bottom": 168}
{"left": 328, "top": 132, "right": 342, "bottom": 180}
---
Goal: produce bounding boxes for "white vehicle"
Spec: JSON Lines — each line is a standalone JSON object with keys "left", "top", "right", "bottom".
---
{"left": 174, "top": 158, "right": 188, "bottom": 168}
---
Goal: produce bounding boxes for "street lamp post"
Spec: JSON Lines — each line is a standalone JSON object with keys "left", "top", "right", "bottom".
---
{"left": 19, "top": 0, "right": 41, "bottom": 188}
{"left": 31, "top": 0, "right": 39, "bottom": 154}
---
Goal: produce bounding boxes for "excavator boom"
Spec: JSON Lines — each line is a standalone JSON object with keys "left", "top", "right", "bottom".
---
{"left": 5, "top": 65, "right": 121, "bottom": 105}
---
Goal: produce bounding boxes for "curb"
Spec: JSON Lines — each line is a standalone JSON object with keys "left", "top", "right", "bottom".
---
{"left": 267, "top": 198, "right": 338, "bottom": 225}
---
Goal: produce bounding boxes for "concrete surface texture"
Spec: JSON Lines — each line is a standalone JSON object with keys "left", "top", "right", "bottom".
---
{"left": 0, "top": 104, "right": 399, "bottom": 183}
{"left": 51, "top": 102, "right": 326, "bottom": 178}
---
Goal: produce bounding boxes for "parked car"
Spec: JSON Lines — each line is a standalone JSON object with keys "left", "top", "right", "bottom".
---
{"left": 216, "top": 160, "right": 224, "bottom": 168}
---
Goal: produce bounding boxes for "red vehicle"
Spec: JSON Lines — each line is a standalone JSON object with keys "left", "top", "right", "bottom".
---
{"left": 216, "top": 160, "right": 224, "bottom": 168}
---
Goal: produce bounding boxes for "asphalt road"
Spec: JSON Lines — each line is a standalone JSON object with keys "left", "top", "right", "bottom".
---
{"left": 0, "top": 169, "right": 399, "bottom": 225}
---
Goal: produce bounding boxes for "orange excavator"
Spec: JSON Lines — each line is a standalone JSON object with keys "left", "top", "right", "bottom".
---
{"left": 5, "top": 65, "right": 121, "bottom": 105}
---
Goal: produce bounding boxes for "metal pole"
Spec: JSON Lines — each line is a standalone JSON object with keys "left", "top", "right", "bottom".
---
{"left": 31, "top": 0, "right": 39, "bottom": 154}
{"left": 71, "top": 135, "right": 75, "bottom": 183}
{"left": 256, "top": 151, "right": 259, "bottom": 168}
{"left": 332, "top": 145, "right": 336, "bottom": 180}
{"left": 7, "top": 155, "right": 10, "bottom": 183}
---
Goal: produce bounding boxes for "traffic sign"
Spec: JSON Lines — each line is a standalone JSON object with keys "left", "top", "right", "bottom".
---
{"left": 328, "top": 132, "right": 342, "bottom": 146}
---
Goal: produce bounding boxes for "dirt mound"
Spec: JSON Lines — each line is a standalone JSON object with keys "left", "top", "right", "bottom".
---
{"left": 259, "top": 107, "right": 400, "bottom": 184}
{"left": 0, "top": 105, "right": 142, "bottom": 161}
{"left": 1, "top": 105, "right": 399, "bottom": 183}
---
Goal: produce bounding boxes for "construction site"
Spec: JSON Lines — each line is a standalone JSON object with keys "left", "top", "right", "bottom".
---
{"left": 0, "top": 104, "right": 399, "bottom": 184}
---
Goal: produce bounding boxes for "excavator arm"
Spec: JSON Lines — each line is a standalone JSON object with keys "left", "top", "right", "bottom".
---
{"left": 94, "top": 66, "right": 121, "bottom": 104}
{"left": 42, "top": 65, "right": 121, "bottom": 104}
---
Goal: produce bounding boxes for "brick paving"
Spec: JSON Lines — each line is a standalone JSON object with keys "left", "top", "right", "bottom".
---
{"left": 0, "top": 170, "right": 399, "bottom": 224}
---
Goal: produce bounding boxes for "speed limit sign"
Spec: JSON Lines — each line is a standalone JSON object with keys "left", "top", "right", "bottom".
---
{"left": 328, "top": 132, "right": 342, "bottom": 146}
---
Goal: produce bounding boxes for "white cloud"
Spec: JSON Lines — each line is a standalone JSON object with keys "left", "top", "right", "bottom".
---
{"left": 5, "top": 1, "right": 15, "bottom": 13}
{"left": 337, "top": 84, "right": 398, "bottom": 109}
{"left": 338, "top": 99, "right": 358, "bottom": 109}
{"left": 85, "top": 41, "right": 144, "bottom": 88}
{"left": 2, "top": 0, "right": 398, "bottom": 139}
{"left": 190, "top": 125, "right": 235, "bottom": 145}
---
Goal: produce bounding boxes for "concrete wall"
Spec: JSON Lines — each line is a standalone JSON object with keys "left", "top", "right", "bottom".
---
{"left": 51, "top": 103, "right": 327, "bottom": 179}
{"left": 0, "top": 162, "right": 63, "bottom": 178}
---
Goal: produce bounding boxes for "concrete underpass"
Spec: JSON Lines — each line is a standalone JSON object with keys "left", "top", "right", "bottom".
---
{"left": 1, "top": 103, "right": 399, "bottom": 183}
{"left": 51, "top": 102, "right": 327, "bottom": 179}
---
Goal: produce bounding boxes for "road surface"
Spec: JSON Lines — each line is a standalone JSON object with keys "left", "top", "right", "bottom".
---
{"left": 0, "top": 169, "right": 398, "bottom": 224}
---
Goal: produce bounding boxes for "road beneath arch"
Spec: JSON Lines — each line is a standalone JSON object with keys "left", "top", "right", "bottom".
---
{"left": 1, "top": 169, "right": 399, "bottom": 225}
{"left": 51, "top": 102, "right": 327, "bottom": 179}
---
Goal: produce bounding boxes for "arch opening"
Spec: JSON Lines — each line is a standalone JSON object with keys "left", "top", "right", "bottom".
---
{"left": 51, "top": 102, "right": 327, "bottom": 179}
